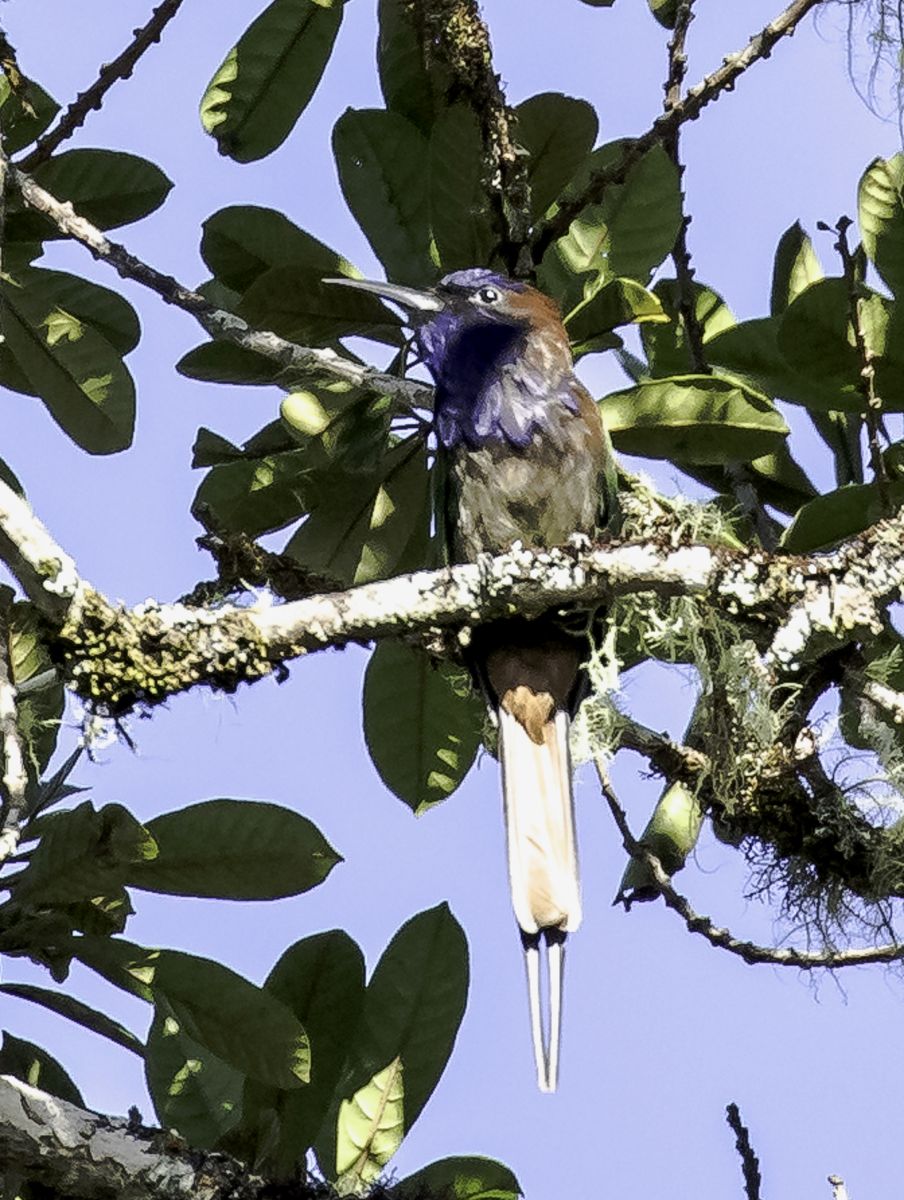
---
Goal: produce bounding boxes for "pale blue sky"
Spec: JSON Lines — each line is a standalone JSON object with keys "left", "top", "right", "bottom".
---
{"left": 1, "top": 2, "right": 901, "bottom": 1196}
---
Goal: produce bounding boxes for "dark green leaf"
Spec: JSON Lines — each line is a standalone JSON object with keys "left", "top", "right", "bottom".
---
{"left": 191, "top": 428, "right": 244, "bottom": 469}
{"left": 281, "top": 387, "right": 394, "bottom": 475}
{"left": 126, "top": 799, "right": 341, "bottom": 899}
{"left": 647, "top": 0, "right": 678, "bottom": 22}
{"left": 8, "top": 602, "right": 63, "bottom": 773}
{"left": 363, "top": 642, "right": 483, "bottom": 813}
{"left": 192, "top": 448, "right": 314, "bottom": 537}
{"left": 333, "top": 108, "right": 434, "bottom": 285}
{"left": 640, "top": 280, "right": 734, "bottom": 377}
{"left": 201, "top": 205, "right": 355, "bottom": 293}
{"left": 682, "top": 444, "right": 817, "bottom": 517}
{"left": 285, "top": 436, "right": 428, "bottom": 585}
{"left": 0, "top": 75, "right": 59, "bottom": 155}
{"left": 1, "top": 274, "right": 135, "bottom": 454}
{"left": 0, "top": 1032, "right": 82, "bottom": 1105}
{"left": 780, "top": 481, "right": 904, "bottom": 553}
{"left": 390, "top": 1157, "right": 522, "bottom": 1200}
{"left": 14, "top": 800, "right": 156, "bottom": 904}
{"left": 63, "top": 889, "right": 134, "bottom": 937}
{"left": 16, "top": 268, "right": 140, "bottom": 355}
{"left": 233, "top": 931, "right": 366, "bottom": 1178}
{"left": 72, "top": 934, "right": 157, "bottom": 1002}
{"left": 145, "top": 998, "right": 244, "bottom": 1148}
{"left": 378, "top": 0, "right": 449, "bottom": 131}
{"left": 428, "top": 106, "right": 494, "bottom": 272}
{"left": 770, "top": 222, "right": 823, "bottom": 316}
{"left": 0, "top": 457, "right": 24, "bottom": 495}
{"left": 315, "top": 904, "right": 468, "bottom": 1188}
{"left": 0, "top": 982, "right": 142, "bottom": 1055}
{"left": 239, "top": 266, "right": 403, "bottom": 347}
{"left": 201, "top": 0, "right": 344, "bottom": 163}
{"left": 515, "top": 93, "right": 598, "bottom": 219}
{"left": 599, "top": 375, "right": 788, "bottom": 464}
{"left": 859, "top": 154, "right": 904, "bottom": 297}
{"left": 7, "top": 150, "right": 172, "bottom": 241}
{"left": 177, "top": 341, "right": 283, "bottom": 386}
{"left": 26, "top": 747, "right": 85, "bottom": 821}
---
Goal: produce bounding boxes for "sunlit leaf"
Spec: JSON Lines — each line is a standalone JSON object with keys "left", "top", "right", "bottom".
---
{"left": 640, "top": 280, "right": 734, "bottom": 377}
{"left": 780, "top": 481, "right": 904, "bottom": 553}
{"left": 770, "top": 221, "right": 823, "bottom": 316}
{"left": 200, "top": 0, "right": 344, "bottom": 163}
{"left": 617, "top": 781, "right": 703, "bottom": 904}
{"left": 7, "top": 601, "right": 63, "bottom": 773}
{"left": 566, "top": 276, "right": 665, "bottom": 356}
{"left": 859, "top": 153, "right": 904, "bottom": 297}
{"left": 389, "top": 1156, "right": 523, "bottom": 1200}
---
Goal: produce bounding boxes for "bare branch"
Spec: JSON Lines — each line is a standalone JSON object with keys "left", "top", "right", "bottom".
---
{"left": 0, "top": 604, "right": 27, "bottom": 864}
{"left": 9, "top": 168, "right": 434, "bottom": 411}
{"left": 532, "top": 0, "right": 826, "bottom": 260}
{"left": 17, "top": 0, "right": 187, "bottom": 171}
{"left": 596, "top": 759, "right": 904, "bottom": 968}
{"left": 828, "top": 1175, "right": 850, "bottom": 1200}
{"left": 726, "top": 1103, "right": 763, "bottom": 1200}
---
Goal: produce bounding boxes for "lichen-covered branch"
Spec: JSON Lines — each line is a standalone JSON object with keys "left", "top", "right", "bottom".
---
{"left": 532, "top": 0, "right": 826, "bottom": 260}
{"left": 10, "top": 169, "right": 433, "bottom": 412}
{"left": 597, "top": 762, "right": 904, "bottom": 968}
{"left": 17, "top": 0, "right": 187, "bottom": 171}
{"left": 0, "top": 1074, "right": 265, "bottom": 1199}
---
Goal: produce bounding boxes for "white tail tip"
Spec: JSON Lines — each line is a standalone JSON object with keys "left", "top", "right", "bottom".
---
{"left": 522, "top": 930, "right": 566, "bottom": 1092}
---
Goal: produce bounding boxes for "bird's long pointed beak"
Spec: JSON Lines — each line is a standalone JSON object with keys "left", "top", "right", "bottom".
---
{"left": 324, "top": 276, "right": 444, "bottom": 316}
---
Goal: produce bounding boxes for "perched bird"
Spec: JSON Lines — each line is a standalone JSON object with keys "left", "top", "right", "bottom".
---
{"left": 328, "top": 269, "right": 618, "bottom": 1091}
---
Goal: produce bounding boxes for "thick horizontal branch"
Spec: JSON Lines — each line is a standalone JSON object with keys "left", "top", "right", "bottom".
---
{"left": 10, "top": 169, "right": 433, "bottom": 411}
{"left": 17, "top": 0, "right": 187, "bottom": 171}
{"left": 532, "top": 0, "right": 824, "bottom": 258}
{"left": 0, "top": 1074, "right": 264, "bottom": 1199}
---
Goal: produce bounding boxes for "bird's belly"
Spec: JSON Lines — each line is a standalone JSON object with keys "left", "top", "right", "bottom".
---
{"left": 448, "top": 438, "right": 600, "bottom": 562}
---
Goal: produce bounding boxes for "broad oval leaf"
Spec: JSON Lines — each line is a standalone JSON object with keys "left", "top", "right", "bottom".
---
{"left": 71, "top": 934, "right": 157, "bottom": 1002}
{"left": 617, "top": 780, "right": 703, "bottom": 905}
{"left": 333, "top": 108, "right": 434, "bottom": 285}
{"left": 192, "top": 447, "right": 314, "bottom": 538}
{"left": 1, "top": 274, "right": 136, "bottom": 454}
{"left": 145, "top": 998, "right": 244, "bottom": 1149}
{"left": 8, "top": 149, "right": 172, "bottom": 241}
{"left": 18, "top": 267, "right": 140, "bottom": 355}
{"left": 428, "top": 105, "right": 495, "bottom": 273}
{"left": 0, "top": 74, "right": 59, "bottom": 155}
{"left": 770, "top": 222, "right": 823, "bottom": 316}
{"left": 859, "top": 154, "right": 904, "bottom": 298}
{"left": 599, "top": 375, "right": 788, "bottom": 464}
{"left": 201, "top": 0, "right": 344, "bottom": 163}
{"left": 176, "top": 341, "right": 284, "bottom": 386}
{"left": 0, "top": 1032, "right": 82, "bottom": 1106}
{"left": 515, "top": 93, "right": 598, "bottom": 220}
{"left": 640, "top": 280, "right": 735, "bottom": 377}
{"left": 566, "top": 276, "right": 665, "bottom": 357}
{"left": 780, "top": 481, "right": 904, "bottom": 553}
{"left": 378, "top": 0, "right": 450, "bottom": 131}
{"left": 233, "top": 931, "right": 366, "bottom": 1178}
{"left": 201, "top": 205, "right": 355, "bottom": 293}
{"left": 683, "top": 444, "right": 817, "bottom": 518}
{"left": 0, "top": 982, "right": 142, "bottom": 1056}
{"left": 363, "top": 642, "right": 483, "bottom": 814}
{"left": 316, "top": 904, "right": 469, "bottom": 1184}
{"left": 125, "top": 798, "right": 341, "bottom": 899}
{"left": 389, "top": 1156, "right": 523, "bottom": 1200}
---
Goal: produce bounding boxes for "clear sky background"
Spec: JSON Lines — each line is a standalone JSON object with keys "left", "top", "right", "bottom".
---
{"left": 1, "top": 1, "right": 901, "bottom": 1197}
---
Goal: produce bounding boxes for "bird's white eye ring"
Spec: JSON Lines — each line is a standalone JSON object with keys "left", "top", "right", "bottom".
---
{"left": 477, "top": 286, "right": 499, "bottom": 304}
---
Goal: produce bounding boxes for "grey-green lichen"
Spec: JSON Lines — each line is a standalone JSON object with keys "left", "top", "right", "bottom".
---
{"left": 58, "top": 589, "right": 281, "bottom": 716}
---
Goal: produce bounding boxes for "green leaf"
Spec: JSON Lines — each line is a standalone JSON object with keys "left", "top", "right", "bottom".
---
{"left": 14, "top": 800, "right": 157, "bottom": 904}
{"left": 333, "top": 108, "right": 434, "bottom": 285}
{"left": 565, "top": 276, "right": 665, "bottom": 356}
{"left": 281, "top": 387, "right": 394, "bottom": 475}
{"left": 7, "top": 150, "right": 172, "bottom": 241}
{"left": 0, "top": 75, "right": 59, "bottom": 155}
{"left": 428, "top": 106, "right": 495, "bottom": 272}
{"left": 599, "top": 375, "right": 789, "bottom": 464}
{"left": 71, "top": 934, "right": 157, "bottom": 1002}
{"left": 640, "top": 280, "right": 735, "bottom": 377}
{"left": 1, "top": 274, "right": 136, "bottom": 454}
{"left": 770, "top": 222, "right": 823, "bottom": 316}
{"left": 145, "top": 998, "right": 244, "bottom": 1148}
{"left": 201, "top": 205, "right": 356, "bottom": 293}
{"left": 316, "top": 904, "right": 469, "bottom": 1186}
{"left": 201, "top": 0, "right": 344, "bottom": 163}
{"left": 363, "top": 642, "right": 483, "bottom": 814}
{"left": 126, "top": 799, "right": 341, "bottom": 899}
{"left": 0, "top": 1032, "right": 83, "bottom": 1106}
{"left": 63, "top": 889, "right": 134, "bottom": 937}
{"left": 617, "top": 781, "right": 703, "bottom": 904}
{"left": 780, "top": 481, "right": 904, "bottom": 553}
{"left": 682, "top": 444, "right": 817, "bottom": 517}
{"left": 378, "top": 0, "right": 449, "bottom": 131}
{"left": 0, "top": 457, "right": 24, "bottom": 495}
{"left": 176, "top": 341, "right": 283, "bottom": 386}
{"left": 8, "top": 602, "right": 63, "bottom": 773}
{"left": 17, "top": 268, "right": 141, "bottom": 355}
{"left": 647, "top": 0, "right": 678, "bottom": 23}
{"left": 0, "top": 982, "right": 142, "bottom": 1056}
{"left": 515, "top": 93, "right": 598, "bottom": 219}
{"left": 233, "top": 931, "right": 366, "bottom": 1178}
{"left": 285, "top": 436, "right": 429, "bottom": 586}
{"left": 859, "top": 154, "right": 904, "bottom": 297}
{"left": 238, "top": 265, "right": 403, "bottom": 346}
{"left": 390, "top": 1157, "right": 522, "bottom": 1200}
{"left": 192, "top": 447, "right": 314, "bottom": 537}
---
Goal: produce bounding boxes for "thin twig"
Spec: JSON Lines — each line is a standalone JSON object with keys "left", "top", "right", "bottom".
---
{"left": 18, "top": 0, "right": 187, "bottom": 171}
{"left": 726, "top": 1104, "right": 763, "bottom": 1200}
{"left": 532, "top": 0, "right": 825, "bottom": 260}
{"left": 827, "top": 1175, "right": 850, "bottom": 1200}
{"left": 595, "top": 759, "right": 904, "bottom": 968}
{"left": 0, "top": 603, "right": 28, "bottom": 865}
{"left": 832, "top": 215, "right": 888, "bottom": 502}
{"left": 10, "top": 168, "right": 434, "bottom": 411}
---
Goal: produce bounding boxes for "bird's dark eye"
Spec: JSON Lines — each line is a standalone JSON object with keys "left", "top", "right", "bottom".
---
{"left": 477, "top": 286, "right": 500, "bottom": 304}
